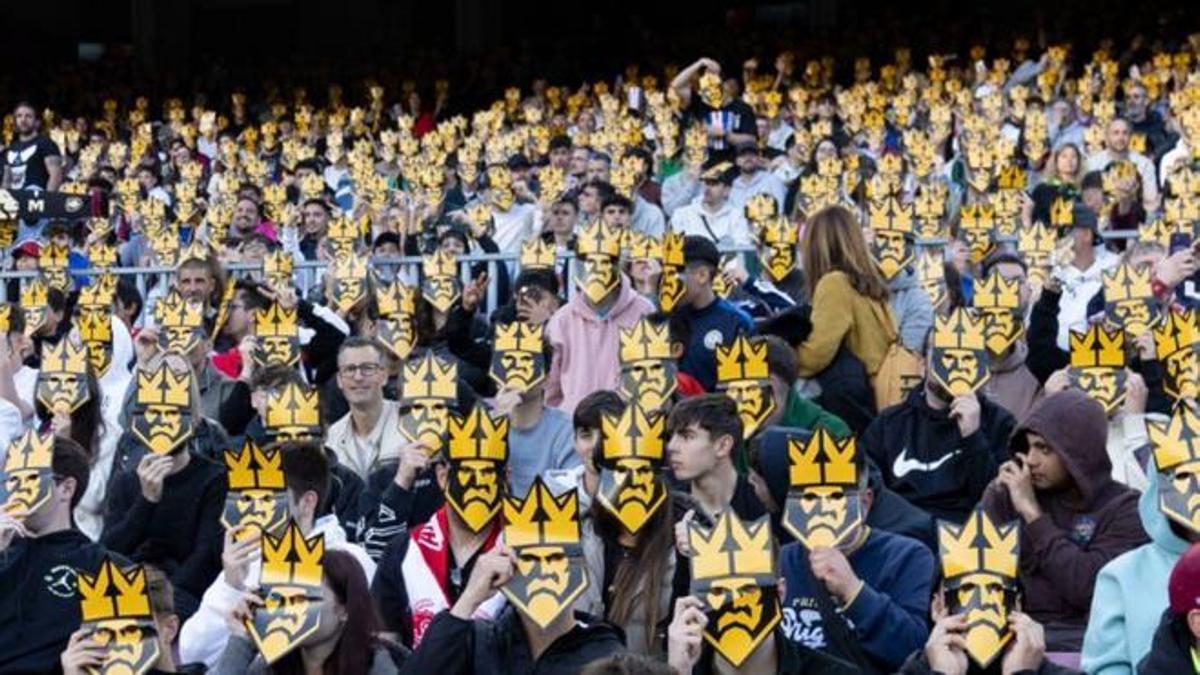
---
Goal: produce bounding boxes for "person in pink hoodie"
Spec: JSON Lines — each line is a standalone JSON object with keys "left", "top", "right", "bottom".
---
{"left": 545, "top": 221, "right": 654, "bottom": 414}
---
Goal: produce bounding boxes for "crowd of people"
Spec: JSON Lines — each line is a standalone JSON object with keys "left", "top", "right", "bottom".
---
{"left": 5, "top": 21, "right": 1200, "bottom": 675}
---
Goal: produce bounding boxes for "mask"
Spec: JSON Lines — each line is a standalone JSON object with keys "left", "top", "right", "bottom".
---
{"left": 782, "top": 429, "right": 863, "bottom": 549}
{"left": 247, "top": 522, "right": 325, "bottom": 664}
{"left": 490, "top": 322, "right": 547, "bottom": 392}
{"left": 0, "top": 431, "right": 54, "bottom": 518}
{"left": 399, "top": 352, "right": 457, "bottom": 455}
{"left": 716, "top": 336, "right": 777, "bottom": 439}
{"left": 689, "top": 512, "right": 781, "bottom": 667}
{"left": 959, "top": 204, "right": 997, "bottom": 263}
{"left": 21, "top": 278, "right": 49, "bottom": 336}
{"left": 757, "top": 217, "right": 798, "bottom": 282}
{"left": 329, "top": 254, "right": 370, "bottom": 314}
{"left": 421, "top": 251, "right": 461, "bottom": 313}
{"left": 252, "top": 304, "right": 301, "bottom": 368}
{"left": 1103, "top": 263, "right": 1160, "bottom": 337}
{"left": 617, "top": 319, "right": 677, "bottom": 411}
{"left": 1148, "top": 404, "right": 1200, "bottom": 534}
{"left": 576, "top": 221, "right": 623, "bottom": 305}
{"left": 445, "top": 406, "right": 509, "bottom": 532}
{"left": 264, "top": 383, "right": 322, "bottom": 441}
{"left": 930, "top": 309, "right": 991, "bottom": 397}
{"left": 35, "top": 340, "right": 91, "bottom": 415}
{"left": 1067, "top": 324, "right": 1128, "bottom": 415}
{"left": 131, "top": 365, "right": 195, "bottom": 455}
{"left": 502, "top": 478, "right": 590, "bottom": 629}
{"left": 973, "top": 270, "right": 1025, "bottom": 358}
{"left": 222, "top": 441, "right": 289, "bottom": 538}
{"left": 77, "top": 559, "right": 162, "bottom": 675}
{"left": 597, "top": 403, "right": 667, "bottom": 534}
{"left": 867, "top": 198, "right": 915, "bottom": 280}
{"left": 377, "top": 316, "right": 417, "bottom": 360}
{"left": 1154, "top": 309, "right": 1200, "bottom": 402}
{"left": 938, "top": 508, "right": 1020, "bottom": 669}
{"left": 916, "top": 249, "right": 948, "bottom": 311}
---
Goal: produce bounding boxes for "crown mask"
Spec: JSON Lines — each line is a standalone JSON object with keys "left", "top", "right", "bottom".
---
{"left": 938, "top": 508, "right": 1020, "bottom": 669}
{"left": 930, "top": 309, "right": 991, "bottom": 397}
{"left": 247, "top": 521, "right": 325, "bottom": 664}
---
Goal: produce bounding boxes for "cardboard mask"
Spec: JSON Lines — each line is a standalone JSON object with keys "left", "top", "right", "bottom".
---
{"left": 1154, "top": 309, "right": 1200, "bottom": 402}
{"left": 399, "top": 352, "right": 458, "bottom": 455}
{"left": 501, "top": 477, "right": 590, "bottom": 629}
{"left": 421, "top": 251, "right": 461, "bottom": 313}
{"left": 221, "top": 440, "right": 289, "bottom": 538}
{"left": 1068, "top": 324, "right": 1128, "bottom": 415}
{"left": 1103, "top": 263, "right": 1160, "bottom": 337}
{"left": 247, "top": 522, "right": 325, "bottom": 664}
{"left": 520, "top": 238, "right": 557, "bottom": 271}
{"left": 329, "top": 254, "right": 370, "bottom": 314}
{"left": 131, "top": 364, "right": 195, "bottom": 456}
{"left": 930, "top": 309, "right": 991, "bottom": 397}
{"left": 782, "top": 428, "right": 864, "bottom": 549}
{"left": 688, "top": 511, "right": 781, "bottom": 668}
{"left": 715, "top": 336, "right": 777, "bottom": 439}
{"left": 264, "top": 383, "right": 322, "bottom": 442}
{"left": 1, "top": 430, "right": 55, "bottom": 518}
{"left": 154, "top": 290, "right": 206, "bottom": 354}
{"left": 1148, "top": 404, "right": 1200, "bottom": 534}
{"left": 77, "top": 559, "right": 162, "bottom": 675}
{"left": 757, "top": 217, "right": 799, "bottom": 283}
{"left": 263, "top": 250, "right": 294, "bottom": 289}
{"left": 253, "top": 304, "right": 300, "bottom": 368}
{"left": 490, "top": 322, "right": 547, "bottom": 393}
{"left": 597, "top": 402, "right": 667, "bottom": 534}
{"left": 867, "top": 197, "right": 915, "bottom": 280}
{"left": 617, "top": 319, "right": 677, "bottom": 411}
{"left": 375, "top": 282, "right": 418, "bottom": 360}
{"left": 35, "top": 340, "right": 91, "bottom": 415}
{"left": 972, "top": 270, "right": 1025, "bottom": 358}
{"left": 575, "top": 221, "right": 622, "bottom": 305}
{"left": 21, "top": 278, "right": 49, "bottom": 336}
{"left": 916, "top": 248, "right": 948, "bottom": 310}
{"left": 658, "top": 232, "right": 687, "bottom": 313}
{"left": 938, "top": 508, "right": 1021, "bottom": 669}
{"left": 959, "top": 204, "right": 997, "bottom": 263}
{"left": 445, "top": 406, "right": 509, "bottom": 533}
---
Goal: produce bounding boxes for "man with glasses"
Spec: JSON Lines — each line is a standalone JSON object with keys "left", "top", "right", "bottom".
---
{"left": 325, "top": 337, "right": 404, "bottom": 481}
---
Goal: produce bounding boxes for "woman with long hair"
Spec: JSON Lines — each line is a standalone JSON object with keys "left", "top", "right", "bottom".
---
{"left": 216, "top": 549, "right": 403, "bottom": 674}
{"left": 36, "top": 367, "right": 113, "bottom": 539}
{"left": 1031, "top": 143, "right": 1084, "bottom": 225}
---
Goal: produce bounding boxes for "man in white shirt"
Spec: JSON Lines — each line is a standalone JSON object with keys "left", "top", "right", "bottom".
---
{"left": 669, "top": 158, "right": 753, "bottom": 249}
{"left": 1085, "top": 117, "right": 1159, "bottom": 211}
{"left": 729, "top": 142, "right": 787, "bottom": 213}
{"left": 1054, "top": 204, "right": 1120, "bottom": 351}
{"left": 324, "top": 338, "right": 404, "bottom": 480}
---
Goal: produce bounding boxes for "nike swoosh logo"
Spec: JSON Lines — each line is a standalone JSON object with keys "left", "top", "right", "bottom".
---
{"left": 893, "top": 447, "right": 962, "bottom": 479}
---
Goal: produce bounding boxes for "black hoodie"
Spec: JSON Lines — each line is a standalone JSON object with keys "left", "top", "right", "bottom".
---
{"left": 0, "top": 529, "right": 116, "bottom": 673}
{"left": 861, "top": 386, "right": 1016, "bottom": 523}
{"left": 1137, "top": 610, "right": 1195, "bottom": 674}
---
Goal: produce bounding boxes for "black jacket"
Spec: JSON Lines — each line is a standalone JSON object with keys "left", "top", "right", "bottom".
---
{"left": 693, "top": 627, "right": 859, "bottom": 674}
{"left": 401, "top": 608, "right": 625, "bottom": 675}
{"left": 1137, "top": 610, "right": 1195, "bottom": 674}
{"left": 861, "top": 386, "right": 1016, "bottom": 524}
{"left": 0, "top": 530, "right": 116, "bottom": 674}
{"left": 359, "top": 463, "right": 443, "bottom": 560}
{"left": 897, "top": 650, "right": 1080, "bottom": 674}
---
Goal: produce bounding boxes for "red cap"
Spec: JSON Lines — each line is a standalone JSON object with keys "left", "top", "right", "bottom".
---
{"left": 1169, "top": 543, "right": 1200, "bottom": 615}
{"left": 11, "top": 241, "right": 40, "bottom": 259}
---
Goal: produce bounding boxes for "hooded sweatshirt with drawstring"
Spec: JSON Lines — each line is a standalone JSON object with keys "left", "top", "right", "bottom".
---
{"left": 1081, "top": 468, "right": 1192, "bottom": 674}
{"left": 888, "top": 268, "right": 934, "bottom": 354}
{"left": 982, "top": 341, "right": 1041, "bottom": 424}
{"left": 982, "top": 390, "right": 1147, "bottom": 650}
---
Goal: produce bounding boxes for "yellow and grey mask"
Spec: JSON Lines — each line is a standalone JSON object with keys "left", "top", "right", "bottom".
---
{"left": 659, "top": 232, "right": 687, "bottom": 313}
{"left": 421, "top": 250, "right": 462, "bottom": 313}
{"left": 445, "top": 406, "right": 509, "bottom": 533}
{"left": 1067, "top": 324, "right": 1128, "bottom": 415}
{"left": 930, "top": 309, "right": 991, "bottom": 397}
{"left": 597, "top": 403, "right": 668, "bottom": 534}
{"left": 490, "top": 322, "right": 547, "bottom": 393}
{"left": 972, "top": 270, "right": 1025, "bottom": 358}
{"left": 222, "top": 440, "right": 289, "bottom": 538}
{"left": 1, "top": 430, "right": 55, "bottom": 518}
{"left": 867, "top": 197, "right": 915, "bottom": 280}
{"left": 1102, "top": 263, "right": 1161, "bottom": 337}
{"left": 399, "top": 352, "right": 458, "bottom": 455}
{"left": 1148, "top": 404, "right": 1200, "bottom": 535}
{"left": 617, "top": 319, "right": 677, "bottom": 412}
{"left": 247, "top": 522, "right": 325, "bottom": 664}
{"left": 757, "top": 217, "right": 799, "bottom": 283}
{"left": 35, "top": 340, "right": 91, "bottom": 415}
{"left": 253, "top": 304, "right": 301, "bottom": 368}
{"left": 77, "top": 559, "right": 163, "bottom": 675}
{"left": 716, "top": 336, "right": 777, "bottom": 439}
{"left": 1154, "top": 309, "right": 1200, "bottom": 402}
{"left": 131, "top": 364, "right": 195, "bottom": 456}
{"left": 781, "top": 428, "right": 864, "bottom": 550}
{"left": 575, "top": 221, "right": 623, "bottom": 305}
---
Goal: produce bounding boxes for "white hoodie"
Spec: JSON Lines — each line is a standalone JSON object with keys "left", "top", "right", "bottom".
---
{"left": 178, "top": 515, "right": 376, "bottom": 669}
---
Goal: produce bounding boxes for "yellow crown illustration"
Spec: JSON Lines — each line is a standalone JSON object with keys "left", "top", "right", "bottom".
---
{"left": 1149, "top": 404, "right": 1200, "bottom": 471}
{"left": 88, "top": 242, "right": 119, "bottom": 270}
{"left": 689, "top": 511, "right": 775, "bottom": 581}
{"left": 938, "top": 508, "right": 1020, "bottom": 580}
{"left": 2, "top": 430, "right": 53, "bottom": 473}
{"left": 401, "top": 352, "right": 458, "bottom": 400}
{"left": 503, "top": 478, "right": 581, "bottom": 548}
{"left": 264, "top": 250, "right": 294, "bottom": 280}
{"left": 744, "top": 193, "right": 779, "bottom": 223}
{"left": 933, "top": 309, "right": 986, "bottom": 351}
{"left": 40, "top": 340, "right": 89, "bottom": 375}
{"left": 997, "top": 165, "right": 1027, "bottom": 190}
{"left": 960, "top": 203, "right": 996, "bottom": 231}
{"left": 1017, "top": 222, "right": 1056, "bottom": 255}
{"left": 619, "top": 319, "right": 672, "bottom": 364}
{"left": 265, "top": 383, "right": 321, "bottom": 431}
{"left": 716, "top": 336, "right": 770, "bottom": 384}
{"left": 868, "top": 197, "right": 914, "bottom": 233}
{"left": 661, "top": 231, "right": 686, "bottom": 267}
{"left": 627, "top": 233, "right": 662, "bottom": 261}
{"left": 39, "top": 243, "right": 69, "bottom": 270}
{"left": 1155, "top": 309, "right": 1200, "bottom": 360}
{"left": 520, "top": 238, "right": 557, "bottom": 269}
{"left": 261, "top": 521, "right": 324, "bottom": 588}
{"left": 224, "top": 441, "right": 286, "bottom": 491}
{"left": 423, "top": 250, "right": 458, "bottom": 279}
{"left": 759, "top": 216, "right": 799, "bottom": 246}
{"left": 176, "top": 240, "right": 210, "bottom": 265}
{"left": 78, "top": 277, "right": 116, "bottom": 308}
{"left": 576, "top": 220, "right": 622, "bottom": 258}
{"left": 254, "top": 304, "right": 299, "bottom": 339}
{"left": 79, "top": 559, "right": 153, "bottom": 623}
{"left": 1069, "top": 325, "right": 1126, "bottom": 368}
{"left": 1102, "top": 264, "right": 1154, "bottom": 303}
{"left": 327, "top": 216, "right": 360, "bottom": 244}
{"left": 600, "top": 402, "right": 666, "bottom": 464}
{"left": 155, "top": 290, "right": 205, "bottom": 329}
{"left": 495, "top": 322, "right": 543, "bottom": 354}
{"left": 1050, "top": 197, "right": 1074, "bottom": 227}
{"left": 375, "top": 282, "right": 417, "bottom": 318}
{"left": 20, "top": 278, "right": 48, "bottom": 308}
{"left": 447, "top": 406, "right": 510, "bottom": 463}
{"left": 788, "top": 428, "right": 858, "bottom": 488}
{"left": 331, "top": 253, "right": 369, "bottom": 282}
{"left": 0, "top": 305, "right": 11, "bottom": 334}
{"left": 973, "top": 270, "right": 1021, "bottom": 309}
{"left": 136, "top": 366, "right": 192, "bottom": 407}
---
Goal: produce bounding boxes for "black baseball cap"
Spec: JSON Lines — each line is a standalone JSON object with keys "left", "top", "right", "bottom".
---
{"left": 683, "top": 235, "right": 721, "bottom": 268}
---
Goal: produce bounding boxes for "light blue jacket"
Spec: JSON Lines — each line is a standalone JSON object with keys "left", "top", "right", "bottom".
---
{"left": 1081, "top": 470, "right": 1190, "bottom": 674}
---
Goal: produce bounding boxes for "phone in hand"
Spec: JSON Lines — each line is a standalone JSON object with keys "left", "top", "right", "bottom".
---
{"left": 1171, "top": 232, "right": 1193, "bottom": 255}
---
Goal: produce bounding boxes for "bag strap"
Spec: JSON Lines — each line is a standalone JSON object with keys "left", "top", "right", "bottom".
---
{"left": 697, "top": 213, "right": 720, "bottom": 243}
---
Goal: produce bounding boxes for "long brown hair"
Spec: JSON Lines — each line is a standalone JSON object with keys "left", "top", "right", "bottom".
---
{"left": 800, "top": 205, "right": 889, "bottom": 303}
{"left": 592, "top": 490, "right": 674, "bottom": 655}
{"left": 274, "top": 550, "right": 380, "bottom": 675}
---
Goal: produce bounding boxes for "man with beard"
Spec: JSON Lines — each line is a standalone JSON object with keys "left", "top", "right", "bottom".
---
{"left": 2, "top": 101, "right": 63, "bottom": 194}
{"left": 981, "top": 390, "right": 1147, "bottom": 651}
{"left": 863, "top": 311, "right": 1016, "bottom": 523}
{"left": 0, "top": 437, "right": 114, "bottom": 672}
{"left": 372, "top": 405, "right": 511, "bottom": 649}
{"left": 178, "top": 441, "right": 373, "bottom": 668}
{"left": 545, "top": 220, "right": 654, "bottom": 414}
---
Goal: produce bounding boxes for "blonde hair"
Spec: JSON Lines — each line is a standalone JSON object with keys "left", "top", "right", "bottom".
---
{"left": 801, "top": 205, "right": 890, "bottom": 303}
{"left": 1043, "top": 143, "right": 1084, "bottom": 186}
